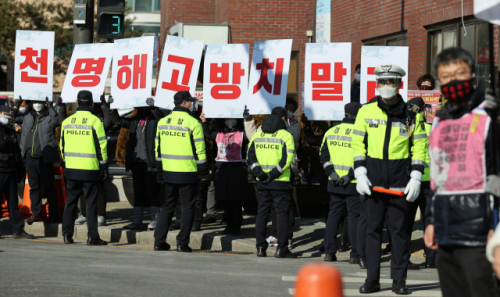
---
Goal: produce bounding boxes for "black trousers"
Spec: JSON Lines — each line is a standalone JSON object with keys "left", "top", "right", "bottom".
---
{"left": 174, "top": 182, "right": 207, "bottom": 226}
{"left": 406, "top": 182, "right": 436, "bottom": 265}
{"left": 1, "top": 172, "right": 24, "bottom": 233}
{"left": 223, "top": 200, "right": 243, "bottom": 225}
{"left": 255, "top": 189, "right": 291, "bottom": 251}
{"left": 154, "top": 183, "right": 197, "bottom": 247}
{"left": 80, "top": 180, "right": 106, "bottom": 217}
{"left": 324, "top": 193, "right": 360, "bottom": 257}
{"left": 357, "top": 195, "right": 367, "bottom": 258}
{"left": 26, "top": 157, "right": 58, "bottom": 218}
{"left": 131, "top": 162, "right": 160, "bottom": 207}
{"left": 62, "top": 180, "right": 99, "bottom": 240}
{"left": 366, "top": 192, "right": 409, "bottom": 281}
{"left": 271, "top": 199, "right": 295, "bottom": 239}
{"left": 437, "top": 245, "right": 500, "bottom": 297}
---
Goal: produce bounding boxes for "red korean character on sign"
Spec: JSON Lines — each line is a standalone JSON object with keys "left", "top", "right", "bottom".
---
{"left": 20, "top": 47, "right": 48, "bottom": 84}
{"left": 116, "top": 54, "right": 147, "bottom": 90}
{"left": 311, "top": 62, "right": 346, "bottom": 101}
{"left": 253, "top": 58, "right": 284, "bottom": 95}
{"left": 72, "top": 58, "right": 106, "bottom": 87}
{"left": 161, "top": 55, "right": 194, "bottom": 92}
{"left": 210, "top": 63, "right": 245, "bottom": 100}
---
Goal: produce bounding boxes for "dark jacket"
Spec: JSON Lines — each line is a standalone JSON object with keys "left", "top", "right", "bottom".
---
{"left": 14, "top": 106, "right": 60, "bottom": 163}
{"left": 0, "top": 124, "right": 23, "bottom": 173}
{"left": 427, "top": 89, "right": 497, "bottom": 247}
{"left": 350, "top": 79, "right": 360, "bottom": 103}
{"left": 105, "top": 108, "right": 158, "bottom": 172}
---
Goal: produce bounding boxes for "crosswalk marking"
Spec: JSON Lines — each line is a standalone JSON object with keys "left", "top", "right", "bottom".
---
{"left": 288, "top": 288, "right": 442, "bottom": 296}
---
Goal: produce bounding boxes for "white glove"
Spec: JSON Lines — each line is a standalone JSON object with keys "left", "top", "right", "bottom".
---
{"left": 405, "top": 171, "right": 422, "bottom": 202}
{"left": 355, "top": 167, "right": 372, "bottom": 196}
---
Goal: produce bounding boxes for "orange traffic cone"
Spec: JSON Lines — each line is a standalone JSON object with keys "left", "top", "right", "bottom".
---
{"left": 0, "top": 194, "right": 8, "bottom": 218}
{"left": 18, "top": 173, "right": 33, "bottom": 219}
{"left": 294, "top": 263, "right": 344, "bottom": 297}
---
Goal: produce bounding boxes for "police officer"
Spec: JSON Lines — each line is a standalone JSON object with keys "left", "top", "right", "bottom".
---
{"left": 320, "top": 102, "right": 362, "bottom": 263}
{"left": 0, "top": 106, "right": 34, "bottom": 239}
{"left": 352, "top": 64, "right": 427, "bottom": 294}
{"left": 60, "top": 91, "right": 108, "bottom": 245}
{"left": 153, "top": 91, "right": 210, "bottom": 252}
{"left": 247, "top": 107, "right": 296, "bottom": 258}
{"left": 405, "top": 97, "right": 436, "bottom": 269}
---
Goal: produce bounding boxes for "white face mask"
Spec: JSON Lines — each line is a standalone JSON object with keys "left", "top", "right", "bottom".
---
{"left": 378, "top": 85, "right": 397, "bottom": 100}
{"left": 355, "top": 73, "right": 361, "bottom": 82}
{"left": 33, "top": 103, "right": 44, "bottom": 112}
{"left": 0, "top": 115, "right": 8, "bottom": 125}
{"left": 225, "top": 119, "right": 237, "bottom": 129}
{"left": 19, "top": 107, "right": 27, "bottom": 114}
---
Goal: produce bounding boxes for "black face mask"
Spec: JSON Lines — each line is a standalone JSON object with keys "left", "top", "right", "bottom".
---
{"left": 440, "top": 77, "right": 474, "bottom": 104}
{"left": 420, "top": 85, "right": 433, "bottom": 91}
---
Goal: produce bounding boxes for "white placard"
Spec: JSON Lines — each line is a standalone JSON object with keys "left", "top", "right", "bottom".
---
{"left": 155, "top": 35, "right": 204, "bottom": 109}
{"left": 304, "top": 43, "right": 351, "bottom": 120}
{"left": 14, "top": 30, "right": 54, "bottom": 101}
{"left": 316, "top": 0, "right": 331, "bottom": 43}
{"left": 360, "top": 46, "right": 409, "bottom": 104}
{"left": 247, "top": 39, "right": 293, "bottom": 115}
{"left": 61, "top": 43, "right": 113, "bottom": 103}
{"left": 111, "top": 36, "right": 155, "bottom": 108}
{"left": 202, "top": 44, "right": 250, "bottom": 118}
{"left": 475, "top": 0, "right": 500, "bottom": 25}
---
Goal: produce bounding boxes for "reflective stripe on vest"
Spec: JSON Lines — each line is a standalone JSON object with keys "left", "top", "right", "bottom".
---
{"left": 322, "top": 122, "right": 357, "bottom": 184}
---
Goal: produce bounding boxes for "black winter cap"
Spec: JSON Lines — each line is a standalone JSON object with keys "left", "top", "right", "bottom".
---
{"left": 345, "top": 102, "right": 361, "bottom": 115}
{"left": 408, "top": 97, "right": 426, "bottom": 110}
{"left": 271, "top": 106, "right": 288, "bottom": 119}
{"left": 0, "top": 105, "right": 12, "bottom": 113}
{"left": 77, "top": 90, "right": 93, "bottom": 104}
{"left": 174, "top": 91, "right": 194, "bottom": 104}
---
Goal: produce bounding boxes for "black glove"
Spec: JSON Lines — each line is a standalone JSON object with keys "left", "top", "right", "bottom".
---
{"left": 14, "top": 96, "right": 22, "bottom": 110}
{"left": 258, "top": 172, "right": 272, "bottom": 184}
{"left": 146, "top": 97, "right": 157, "bottom": 110}
{"left": 100, "top": 166, "right": 109, "bottom": 180}
{"left": 45, "top": 96, "right": 51, "bottom": 107}
{"left": 329, "top": 171, "right": 340, "bottom": 185}
{"left": 243, "top": 105, "right": 252, "bottom": 122}
{"left": 199, "top": 173, "right": 211, "bottom": 188}
{"left": 101, "top": 94, "right": 113, "bottom": 110}
{"left": 335, "top": 175, "right": 352, "bottom": 187}
{"left": 156, "top": 166, "right": 164, "bottom": 185}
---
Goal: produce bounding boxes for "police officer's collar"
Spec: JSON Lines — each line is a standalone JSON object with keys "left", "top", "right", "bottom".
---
{"left": 173, "top": 106, "right": 191, "bottom": 113}
{"left": 377, "top": 95, "right": 405, "bottom": 115}
{"left": 77, "top": 106, "right": 93, "bottom": 112}
{"left": 342, "top": 117, "right": 355, "bottom": 124}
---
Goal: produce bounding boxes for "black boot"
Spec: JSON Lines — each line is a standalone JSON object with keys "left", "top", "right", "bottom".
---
{"left": 359, "top": 279, "right": 380, "bottom": 293}
{"left": 257, "top": 247, "right": 267, "bottom": 257}
{"left": 359, "top": 257, "right": 367, "bottom": 269}
{"left": 222, "top": 220, "right": 234, "bottom": 234}
{"left": 324, "top": 254, "right": 337, "bottom": 262}
{"left": 392, "top": 280, "right": 409, "bottom": 295}
{"left": 275, "top": 249, "right": 297, "bottom": 259}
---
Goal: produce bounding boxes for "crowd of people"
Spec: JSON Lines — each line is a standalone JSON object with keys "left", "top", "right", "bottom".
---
{"left": 0, "top": 46, "right": 498, "bottom": 296}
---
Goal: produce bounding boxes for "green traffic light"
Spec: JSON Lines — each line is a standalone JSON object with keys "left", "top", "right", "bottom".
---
{"left": 112, "top": 15, "right": 120, "bottom": 34}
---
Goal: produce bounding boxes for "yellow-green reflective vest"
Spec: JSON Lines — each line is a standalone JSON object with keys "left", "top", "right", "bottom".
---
{"left": 321, "top": 122, "right": 357, "bottom": 184}
{"left": 155, "top": 109, "right": 207, "bottom": 184}
{"left": 422, "top": 122, "right": 431, "bottom": 182}
{"left": 352, "top": 99, "right": 427, "bottom": 190}
{"left": 248, "top": 129, "right": 295, "bottom": 183}
{"left": 60, "top": 110, "right": 107, "bottom": 181}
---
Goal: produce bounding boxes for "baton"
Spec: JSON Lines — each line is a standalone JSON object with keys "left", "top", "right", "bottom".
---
{"left": 372, "top": 187, "right": 405, "bottom": 197}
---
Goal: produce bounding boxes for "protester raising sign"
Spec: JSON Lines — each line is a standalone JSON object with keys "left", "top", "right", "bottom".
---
{"left": 247, "top": 39, "right": 293, "bottom": 115}
{"left": 155, "top": 35, "right": 204, "bottom": 110}
{"left": 61, "top": 43, "right": 113, "bottom": 103}
{"left": 14, "top": 30, "right": 54, "bottom": 101}
{"left": 360, "top": 46, "right": 409, "bottom": 103}
{"left": 202, "top": 44, "right": 250, "bottom": 118}
{"left": 111, "top": 36, "right": 155, "bottom": 109}
{"left": 303, "top": 43, "right": 351, "bottom": 120}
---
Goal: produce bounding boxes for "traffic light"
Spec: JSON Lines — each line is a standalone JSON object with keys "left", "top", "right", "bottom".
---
{"left": 96, "top": 0, "right": 125, "bottom": 39}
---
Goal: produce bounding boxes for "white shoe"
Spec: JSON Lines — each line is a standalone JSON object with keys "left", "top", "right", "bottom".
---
{"left": 98, "top": 216, "right": 107, "bottom": 227}
{"left": 75, "top": 215, "right": 87, "bottom": 225}
{"left": 148, "top": 206, "right": 159, "bottom": 230}
{"left": 266, "top": 236, "right": 278, "bottom": 247}
{"left": 288, "top": 239, "right": 294, "bottom": 250}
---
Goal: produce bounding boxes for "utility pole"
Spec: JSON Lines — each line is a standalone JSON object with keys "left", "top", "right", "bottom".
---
{"left": 73, "top": 0, "right": 94, "bottom": 46}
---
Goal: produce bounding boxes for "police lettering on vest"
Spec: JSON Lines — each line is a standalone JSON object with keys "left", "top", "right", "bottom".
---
{"left": 161, "top": 131, "right": 186, "bottom": 137}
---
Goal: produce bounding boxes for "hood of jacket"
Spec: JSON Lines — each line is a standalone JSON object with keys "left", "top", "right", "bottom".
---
{"left": 261, "top": 114, "right": 287, "bottom": 134}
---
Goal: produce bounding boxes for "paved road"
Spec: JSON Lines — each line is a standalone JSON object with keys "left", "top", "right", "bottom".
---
{"left": 0, "top": 238, "right": 441, "bottom": 297}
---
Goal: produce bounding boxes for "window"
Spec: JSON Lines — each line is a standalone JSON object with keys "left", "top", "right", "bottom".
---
{"left": 427, "top": 20, "right": 492, "bottom": 91}
{"left": 364, "top": 33, "right": 407, "bottom": 46}
{"left": 126, "top": 0, "right": 161, "bottom": 12}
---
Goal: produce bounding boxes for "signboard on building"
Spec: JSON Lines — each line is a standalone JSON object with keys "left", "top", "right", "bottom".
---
{"left": 360, "top": 46, "right": 409, "bottom": 103}
{"left": 316, "top": 0, "right": 331, "bottom": 43}
{"left": 247, "top": 39, "right": 293, "bottom": 115}
{"left": 61, "top": 43, "right": 113, "bottom": 103}
{"left": 202, "top": 44, "right": 250, "bottom": 118}
{"left": 14, "top": 30, "right": 54, "bottom": 101}
{"left": 304, "top": 43, "right": 351, "bottom": 120}
{"left": 408, "top": 90, "right": 442, "bottom": 123}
